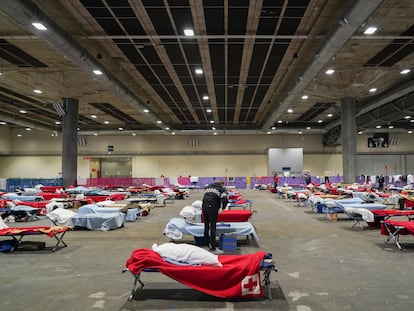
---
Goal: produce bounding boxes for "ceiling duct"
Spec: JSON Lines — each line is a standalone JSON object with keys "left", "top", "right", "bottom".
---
{"left": 0, "top": 0, "right": 171, "bottom": 132}
{"left": 262, "top": 0, "right": 384, "bottom": 130}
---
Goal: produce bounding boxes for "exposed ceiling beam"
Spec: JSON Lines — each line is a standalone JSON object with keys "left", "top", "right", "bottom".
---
{"left": 261, "top": 0, "right": 385, "bottom": 130}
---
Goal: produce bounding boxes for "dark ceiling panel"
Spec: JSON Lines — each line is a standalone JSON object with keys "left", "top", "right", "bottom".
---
{"left": 89, "top": 102, "right": 138, "bottom": 123}
{"left": 228, "top": 6, "right": 248, "bottom": 35}
{"left": 170, "top": 6, "right": 193, "bottom": 35}
{"left": 0, "top": 39, "right": 47, "bottom": 68}
{"left": 204, "top": 6, "right": 224, "bottom": 35}
{"left": 365, "top": 25, "right": 414, "bottom": 66}
{"left": 146, "top": 8, "right": 175, "bottom": 35}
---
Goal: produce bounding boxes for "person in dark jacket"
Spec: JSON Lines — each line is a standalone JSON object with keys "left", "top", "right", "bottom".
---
{"left": 202, "top": 180, "right": 228, "bottom": 253}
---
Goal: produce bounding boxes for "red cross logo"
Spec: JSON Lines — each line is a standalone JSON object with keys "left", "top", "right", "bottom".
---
{"left": 241, "top": 274, "right": 260, "bottom": 296}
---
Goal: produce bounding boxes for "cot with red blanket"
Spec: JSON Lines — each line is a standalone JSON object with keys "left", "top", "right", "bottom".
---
{"left": 201, "top": 210, "right": 253, "bottom": 223}
{"left": 381, "top": 220, "right": 414, "bottom": 250}
{"left": 0, "top": 226, "right": 70, "bottom": 252}
{"left": 123, "top": 249, "right": 277, "bottom": 301}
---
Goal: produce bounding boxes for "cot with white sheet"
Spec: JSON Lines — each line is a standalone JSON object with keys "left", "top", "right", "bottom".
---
{"left": 344, "top": 208, "right": 414, "bottom": 229}
{"left": 0, "top": 226, "right": 70, "bottom": 252}
{"left": 381, "top": 220, "right": 414, "bottom": 250}
{"left": 122, "top": 248, "right": 277, "bottom": 301}
{"left": 69, "top": 206, "right": 125, "bottom": 231}
{"left": 163, "top": 217, "right": 259, "bottom": 243}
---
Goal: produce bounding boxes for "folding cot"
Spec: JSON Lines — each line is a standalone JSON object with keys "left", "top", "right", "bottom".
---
{"left": 381, "top": 220, "right": 414, "bottom": 250}
{"left": 344, "top": 208, "right": 414, "bottom": 229}
{"left": 163, "top": 217, "right": 259, "bottom": 242}
{"left": 122, "top": 248, "right": 277, "bottom": 301}
{"left": 0, "top": 226, "right": 70, "bottom": 252}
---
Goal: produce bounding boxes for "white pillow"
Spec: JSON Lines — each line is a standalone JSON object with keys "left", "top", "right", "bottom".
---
{"left": 179, "top": 205, "right": 196, "bottom": 218}
{"left": 152, "top": 243, "right": 222, "bottom": 267}
{"left": 191, "top": 200, "right": 202, "bottom": 209}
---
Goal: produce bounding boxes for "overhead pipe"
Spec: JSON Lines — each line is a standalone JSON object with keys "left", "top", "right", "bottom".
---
{"left": 0, "top": 0, "right": 171, "bottom": 132}
{"left": 261, "top": 0, "right": 384, "bottom": 130}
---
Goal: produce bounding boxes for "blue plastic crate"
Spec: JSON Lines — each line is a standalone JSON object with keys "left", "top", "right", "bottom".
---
{"left": 219, "top": 234, "right": 237, "bottom": 251}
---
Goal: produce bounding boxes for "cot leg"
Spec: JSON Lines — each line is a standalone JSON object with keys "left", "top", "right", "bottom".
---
{"left": 122, "top": 269, "right": 144, "bottom": 301}
{"left": 52, "top": 232, "right": 68, "bottom": 252}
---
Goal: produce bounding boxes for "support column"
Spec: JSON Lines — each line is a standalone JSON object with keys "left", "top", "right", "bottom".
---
{"left": 62, "top": 98, "right": 79, "bottom": 187}
{"left": 341, "top": 97, "right": 357, "bottom": 184}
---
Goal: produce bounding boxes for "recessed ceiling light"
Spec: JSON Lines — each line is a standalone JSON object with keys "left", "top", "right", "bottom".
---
{"left": 0, "top": 121, "right": 7, "bottom": 125}
{"left": 266, "top": 131, "right": 271, "bottom": 135}
{"left": 32, "top": 22, "right": 47, "bottom": 31}
{"left": 93, "top": 133, "right": 98, "bottom": 136}
{"left": 364, "top": 26, "right": 377, "bottom": 35}
{"left": 104, "top": 121, "right": 109, "bottom": 124}
{"left": 17, "top": 134, "right": 22, "bottom": 137}
{"left": 171, "top": 132, "right": 176, "bottom": 135}
{"left": 318, "top": 120, "right": 323, "bottom": 123}
{"left": 203, "top": 95, "right": 209, "bottom": 100}
{"left": 25, "top": 127, "right": 31, "bottom": 131}
{"left": 410, "top": 120, "right": 414, "bottom": 123}
{"left": 358, "top": 131, "right": 363, "bottom": 134}
{"left": 301, "top": 95, "right": 308, "bottom": 100}
{"left": 91, "top": 115, "right": 97, "bottom": 118}
{"left": 195, "top": 68, "right": 203, "bottom": 75}
{"left": 388, "top": 125, "right": 394, "bottom": 129}
{"left": 369, "top": 87, "right": 377, "bottom": 93}
{"left": 271, "top": 126, "right": 276, "bottom": 130}
{"left": 210, "top": 120, "right": 215, "bottom": 124}
{"left": 19, "top": 110, "right": 27, "bottom": 114}
{"left": 400, "top": 69, "right": 411, "bottom": 74}
{"left": 143, "top": 109, "right": 149, "bottom": 113}
{"left": 93, "top": 69, "right": 103, "bottom": 75}
{"left": 55, "top": 121, "right": 61, "bottom": 125}
{"left": 325, "top": 69, "right": 335, "bottom": 75}
{"left": 184, "top": 29, "right": 194, "bottom": 36}
{"left": 213, "top": 132, "right": 218, "bottom": 135}
{"left": 404, "top": 115, "right": 411, "bottom": 119}
{"left": 132, "top": 133, "right": 136, "bottom": 136}
{"left": 277, "top": 120, "right": 283, "bottom": 123}
{"left": 408, "top": 130, "right": 413, "bottom": 134}
{"left": 306, "top": 126, "right": 311, "bottom": 129}
{"left": 157, "top": 120, "right": 162, "bottom": 124}
{"left": 211, "top": 127, "right": 216, "bottom": 130}
{"left": 376, "top": 125, "right": 382, "bottom": 129}
{"left": 287, "top": 109, "right": 293, "bottom": 113}
{"left": 206, "top": 108, "right": 212, "bottom": 113}
{"left": 33, "top": 89, "right": 42, "bottom": 94}
{"left": 118, "top": 127, "right": 124, "bottom": 130}
{"left": 165, "top": 127, "right": 170, "bottom": 130}
{"left": 298, "top": 131, "right": 303, "bottom": 134}
{"left": 327, "top": 113, "right": 333, "bottom": 117}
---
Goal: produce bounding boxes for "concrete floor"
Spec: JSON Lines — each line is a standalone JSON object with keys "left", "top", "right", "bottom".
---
{"left": 1, "top": 189, "right": 414, "bottom": 311}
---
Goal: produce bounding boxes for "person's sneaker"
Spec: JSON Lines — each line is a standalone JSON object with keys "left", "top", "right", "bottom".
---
{"left": 211, "top": 248, "right": 224, "bottom": 255}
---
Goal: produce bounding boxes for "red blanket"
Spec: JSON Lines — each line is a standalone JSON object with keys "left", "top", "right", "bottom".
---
{"left": 201, "top": 210, "right": 252, "bottom": 222}
{"left": 0, "top": 226, "right": 70, "bottom": 237}
{"left": 126, "top": 249, "right": 268, "bottom": 299}
{"left": 372, "top": 210, "right": 414, "bottom": 217}
{"left": 381, "top": 220, "right": 414, "bottom": 236}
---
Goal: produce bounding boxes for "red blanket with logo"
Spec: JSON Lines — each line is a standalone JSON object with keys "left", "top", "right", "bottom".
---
{"left": 126, "top": 248, "right": 267, "bottom": 299}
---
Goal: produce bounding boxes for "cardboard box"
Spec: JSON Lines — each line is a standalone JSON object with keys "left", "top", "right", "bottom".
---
{"left": 219, "top": 234, "right": 237, "bottom": 251}
{"left": 329, "top": 213, "right": 338, "bottom": 221}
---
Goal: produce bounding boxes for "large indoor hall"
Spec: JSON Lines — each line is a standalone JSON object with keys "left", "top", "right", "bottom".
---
{"left": 1, "top": 188, "right": 413, "bottom": 311}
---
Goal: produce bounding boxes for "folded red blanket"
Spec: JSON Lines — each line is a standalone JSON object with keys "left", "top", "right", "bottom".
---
{"left": 0, "top": 226, "right": 69, "bottom": 237}
{"left": 126, "top": 249, "right": 267, "bottom": 299}
{"left": 381, "top": 220, "right": 414, "bottom": 236}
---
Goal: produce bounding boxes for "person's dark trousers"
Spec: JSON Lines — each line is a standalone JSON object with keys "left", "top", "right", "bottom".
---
{"left": 202, "top": 201, "right": 220, "bottom": 250}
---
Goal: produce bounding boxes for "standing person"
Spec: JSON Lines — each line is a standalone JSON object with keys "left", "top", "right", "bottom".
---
{"left": 273, "top": 174, "right": 279, "bottom": 189}
{"left": 202, "top": 180, "right": 228, "bottom": 253}
{"left": 378, "top": 173, "right": 385, "bottom": 191}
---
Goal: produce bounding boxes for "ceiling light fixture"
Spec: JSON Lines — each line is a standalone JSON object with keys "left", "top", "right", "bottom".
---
{"left": 91, "top": 115, "right": 97, "bottom": 118}
{"left": 143, "top": 109, "right": 149, "bottom": 113}
{"left": 203, "top": 95, "right": 209, "bottom": 100}
{"left": 266, "top": 131, "right": 271, "bottom": 134}
{"left": 369, "top": 87, "right": 377, "bottom": 93}
{"left": 325, "top": 69, "right": 335, "bottom": 75}
{"left": 287, "top": 109, "right": 293, "bottom": 113}
{"left": 25, "top": 127, "right": 31, "bottom": 131}
{"left": 132, "top": 133, "right": 136, "bottom": 136}
{"left": 19, "top": 110, "right": 27, "bottom": 114}
{"left": 400, "top": 69, "right": 411, "bottom": 74}
{"left": 301, "top": 95, "right": 308, "bottom": 100}
{"left": 364, "top": 26, "right": 377, "bottom": 34}
{"left": 210, "top": 120, "right": 215, "bottom": 124}
{"left": 33, "top": 89, "right": 42, "bottom": 94}
{"left": 206, "top": 108, "right": 212, "bottom": 113}
{"left": 118, "top": 127, "right": 124, "bottom": 130}
{"left": 358, "top": 131, "right": 363, "bottom": 134}
{"left": 195, "top": 68, "right": 203, "bottom": 75}
{"left": 376, "top": 125, "right": 382, "bottom": 128}
{"left": 184, "top": 29, "right": 194, "bottom": 36}
{"left": 93, "top": 69, "right": 103, "bottom": 75}
{"left": 388, "top": 125, "right": 394, "bottom": 129}
{"left": 0, "top": 121, "right": 7, "bottom": 125}
{"left": 327, "top": 113, "right": 333, "bottom": 117}
{"left": 408, "top": 130, "right": 413, "bottom": 134}
{"left": 157, "top": 120, "right": 162, "bottom": 124}
{"left": 32, "top": 22, "right": 47, "bottom": 31}
{"left": 104, "top": 121, "right": 109, "bottom": 124}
